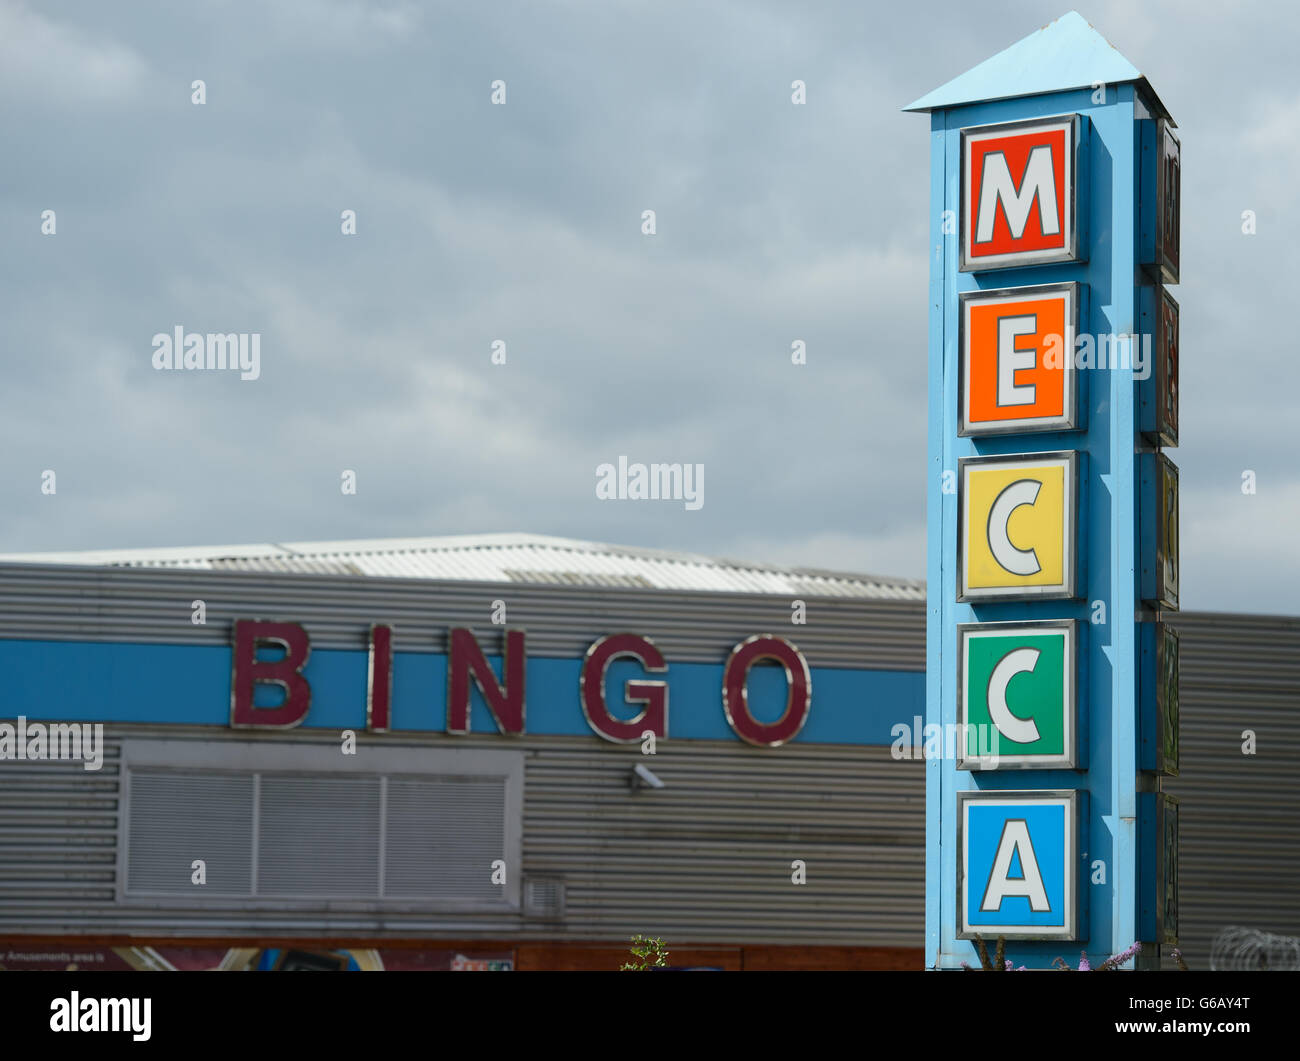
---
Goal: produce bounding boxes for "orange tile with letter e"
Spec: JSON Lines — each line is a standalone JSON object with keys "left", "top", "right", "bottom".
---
{"left": 960, "top": 283, "right": 1080, "bottom": 436}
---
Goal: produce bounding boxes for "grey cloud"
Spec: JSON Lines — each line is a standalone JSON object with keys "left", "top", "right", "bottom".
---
{"left": 1, "top": 0, "right": 1296, "bottom": 613}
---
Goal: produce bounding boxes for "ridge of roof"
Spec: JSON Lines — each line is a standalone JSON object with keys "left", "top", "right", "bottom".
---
{"left": 0, "top": 532, "right": 924, "bottom": 599}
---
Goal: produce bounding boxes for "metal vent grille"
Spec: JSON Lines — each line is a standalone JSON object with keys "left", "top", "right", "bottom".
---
{"left": 124, "top": 766, "right": 508, "bottom": 903}
{"left": 126, "top": 772, "right": 253, "bottom": 895}
{"left": 258, "top": 776, "right": 380, "bottom": 896}
{"left": 385, "top": 778, "right": 505, "bottom": 900}
{"left": 523, "top": 877, "right": 566, "bottom": 919}
{"left": 207, "top": 557, "right": 365, "bottom": 575}
{"left": 501, "top": 569, "right": 655, "bottom": 589}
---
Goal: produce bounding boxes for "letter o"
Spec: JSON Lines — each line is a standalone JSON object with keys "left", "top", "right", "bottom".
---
{"left": 721, "top": 635, "right": 811, "bottom": 747}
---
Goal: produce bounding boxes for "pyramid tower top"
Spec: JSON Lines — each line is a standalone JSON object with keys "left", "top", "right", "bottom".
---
{"left": 904, "top": 11, "right": 1172, "bottom": 123}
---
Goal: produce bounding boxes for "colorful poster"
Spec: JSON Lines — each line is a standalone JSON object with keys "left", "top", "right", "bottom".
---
{"left": 0, "top": 945, "right": 514, "bottom": 971}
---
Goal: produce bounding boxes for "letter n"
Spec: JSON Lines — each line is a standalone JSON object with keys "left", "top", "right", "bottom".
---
{"left": 447, "top": 628, "right": 526, "bottom": 735}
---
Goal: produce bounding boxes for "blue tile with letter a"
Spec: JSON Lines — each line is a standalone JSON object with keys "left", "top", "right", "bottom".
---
{"left": 958, "top": 789, "right": 1085, "bottom": 941}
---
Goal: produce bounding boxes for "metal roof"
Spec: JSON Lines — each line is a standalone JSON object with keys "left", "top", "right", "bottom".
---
{"left": 0, "top": 532, "right": 925, "bottom": 600}
{"left": 903, "top": 10, "right": 1173, "bottom": 124}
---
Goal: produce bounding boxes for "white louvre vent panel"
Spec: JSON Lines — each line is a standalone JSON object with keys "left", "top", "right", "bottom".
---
{"left": 257, "top": 777, "right": 380, "bottom": 897}
{"left": 384, "top": 778, "right": 506, "bottom": 900}
{"left": 112, "top": 745, "right": 522, "bottom": 911}
{"left": 126, "top": 773, "right": 253, "bottom": 895}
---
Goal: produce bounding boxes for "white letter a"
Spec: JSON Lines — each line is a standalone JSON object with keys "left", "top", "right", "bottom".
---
{"left": 980, "top": 819, "right": 1050, "bottom": 912}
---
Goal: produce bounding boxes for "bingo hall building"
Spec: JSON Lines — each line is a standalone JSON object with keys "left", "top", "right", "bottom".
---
{"left": 0, "top": 533, "right": 1296, "bottom": 972}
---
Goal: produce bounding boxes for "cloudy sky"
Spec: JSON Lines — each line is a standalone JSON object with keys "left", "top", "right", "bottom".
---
{"left": 1, "top": 0, "right": 1295, "bottom": 613}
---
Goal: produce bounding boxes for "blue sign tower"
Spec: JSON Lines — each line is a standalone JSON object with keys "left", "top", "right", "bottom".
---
{"left": 906, "top": 11, "right": 1180, "bottom": 969}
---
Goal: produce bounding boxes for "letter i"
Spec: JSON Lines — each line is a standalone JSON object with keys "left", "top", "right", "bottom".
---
{"left": 368, "top": 625, "right": 393, "bottom": 732}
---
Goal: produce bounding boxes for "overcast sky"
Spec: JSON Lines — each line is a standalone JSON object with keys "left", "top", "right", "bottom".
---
{"left": 1, "top": 0, "right": 1296, "bottom": 613}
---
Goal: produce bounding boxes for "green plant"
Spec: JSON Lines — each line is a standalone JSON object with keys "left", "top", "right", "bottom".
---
{"left": 619, "top": 934, "right": 669, "bottom": 971}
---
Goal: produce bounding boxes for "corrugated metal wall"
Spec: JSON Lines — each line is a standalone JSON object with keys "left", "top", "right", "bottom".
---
{"left": 0, "top": 564, "right": 924, "bottom": 668}
{"left": 0, "top": 563, "right": 925, "bottom": 946}
{"left": 1162, "top": 612, "right": 1300, "bottom": 969}
{"left": 2, "top": 563, "right": 1297, "bottom": 965}
{"left": 0, "top": 726, "right": 924, "bottom": 945}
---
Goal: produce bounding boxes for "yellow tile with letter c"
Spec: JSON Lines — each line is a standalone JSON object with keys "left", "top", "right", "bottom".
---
{"left": 960, "top": 452, "right": 1077, "bottom": 600}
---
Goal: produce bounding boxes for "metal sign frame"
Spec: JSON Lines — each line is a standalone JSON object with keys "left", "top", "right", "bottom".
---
{"left": 1140, "top": 622, "right": 1179, "bottom": 776}
{"left": 957, "top": 450, "right": 1081, "bottom": 602}
{"left": 957, "top": 618, "right": 1080, "bottom": 770}
{"left": 958, "top": 282, "right": 1084, "bottom": 437}
{"left": 1141, "top": 451, "right": 1180, "bottom": 610}
{"left": 957, "top": 788, "right": 1084, "bottom": 941}
{"left": 1139, "top": 284, "right": 1179, "bottom": 447}
{"left": 960, "top": 113, "right": 1087, "bottom": 272}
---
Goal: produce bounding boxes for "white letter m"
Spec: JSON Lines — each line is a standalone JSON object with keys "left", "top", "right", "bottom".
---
{"left": 976, "top": 146, "right": 1060, "bottom": 243}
